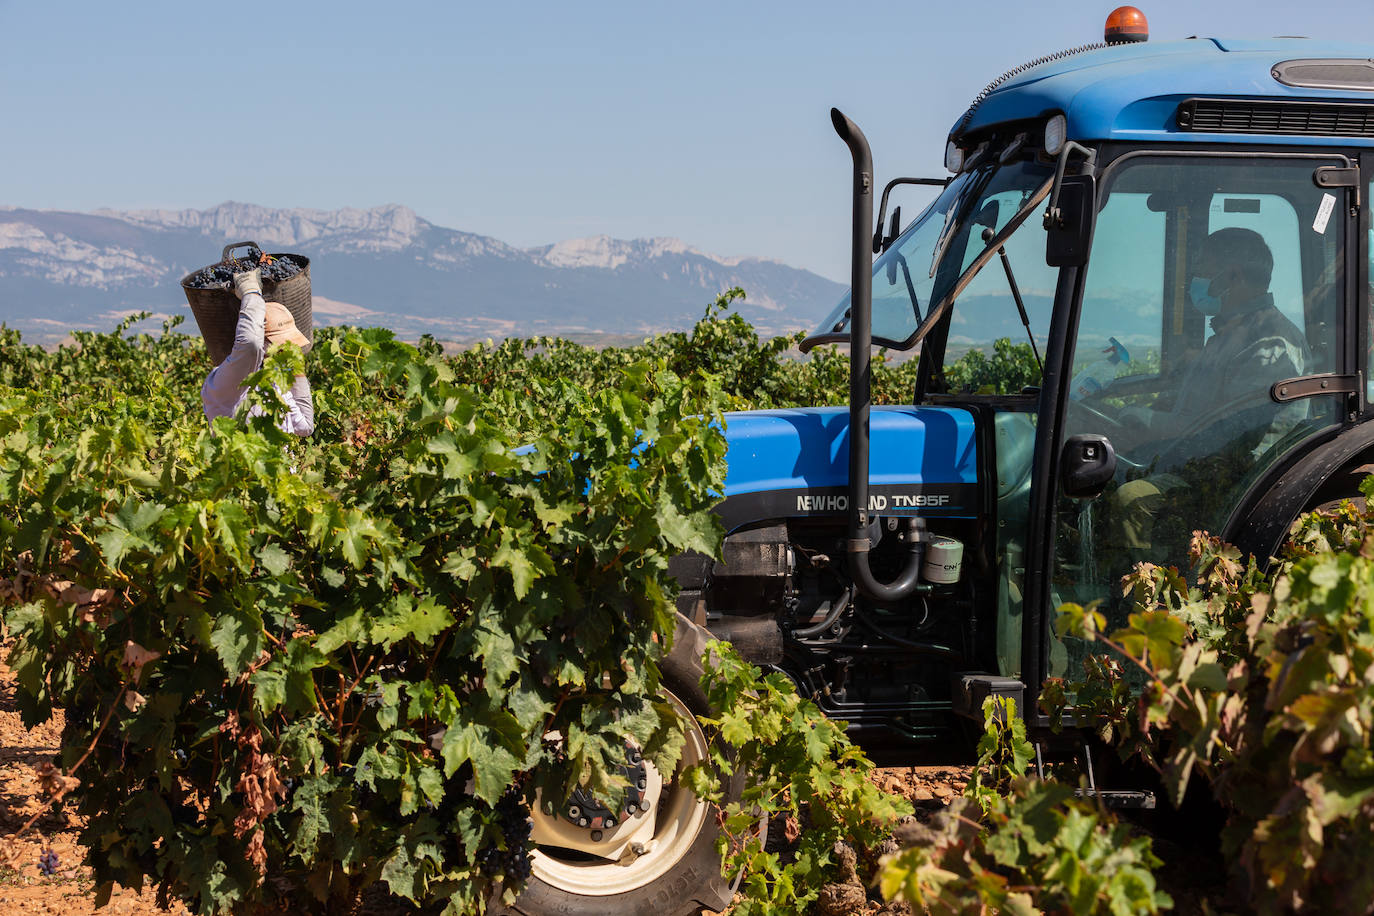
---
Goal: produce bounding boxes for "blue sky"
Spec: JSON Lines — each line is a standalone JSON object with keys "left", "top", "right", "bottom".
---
{"left": 4, "top": 0, "right": 1374, "bottom": 282}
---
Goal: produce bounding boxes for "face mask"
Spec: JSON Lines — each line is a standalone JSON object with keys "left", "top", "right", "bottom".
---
{"left": 1189, "top": 276, "right": 1223, "bottom": 316}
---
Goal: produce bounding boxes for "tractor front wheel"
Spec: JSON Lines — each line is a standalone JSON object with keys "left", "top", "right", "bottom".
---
{"left": 502, "top": 616, "right": 742, "bottom": 916}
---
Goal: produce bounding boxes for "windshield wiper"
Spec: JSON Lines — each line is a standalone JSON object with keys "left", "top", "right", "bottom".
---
{"left": 982, "top": 227, "right": 1042, "bottom": 372}
{"left": 928, "top": 167, "right": 995, "bottom": 280}
{"left": 888, "top": 252, "right": 923, "bottom": 324}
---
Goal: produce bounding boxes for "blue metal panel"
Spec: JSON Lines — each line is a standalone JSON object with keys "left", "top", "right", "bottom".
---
{"left": 721, "top": 406, "right": 978, "bottom": 495}
{"left": 954, "top": 37, "right": 1374, "bottom": 146}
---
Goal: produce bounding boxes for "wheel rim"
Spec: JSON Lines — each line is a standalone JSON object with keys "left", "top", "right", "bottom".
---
{"left": 529, "top": 687, "right": 711, "bottom": 896}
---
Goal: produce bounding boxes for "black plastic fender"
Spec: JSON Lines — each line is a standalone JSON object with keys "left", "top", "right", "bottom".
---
{"left": 1226, "top": 421, "right": 1374, "bottom": 566}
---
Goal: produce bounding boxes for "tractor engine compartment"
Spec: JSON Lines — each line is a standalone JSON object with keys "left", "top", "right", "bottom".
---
{"left": 673, "top": 510, "right": 992, "bottom": 753}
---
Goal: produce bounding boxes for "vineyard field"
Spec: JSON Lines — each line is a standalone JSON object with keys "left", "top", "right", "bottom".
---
{"left": 4, "top": 294, "right": 1374, "bottom": 915}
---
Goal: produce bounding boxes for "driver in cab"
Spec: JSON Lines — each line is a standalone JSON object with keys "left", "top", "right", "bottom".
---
{"left": 1120, "top": 226, "right": 1307, "bottom": 458}
{"left": 1112, "top": 227, "right": 1308, "bottom": 556}
{"left": 1164, "top": 227, "right": 1306, "bottom": 449}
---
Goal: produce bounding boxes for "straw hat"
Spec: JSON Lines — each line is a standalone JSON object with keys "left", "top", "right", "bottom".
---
{"left": 264, "top": 301, "right": 311, "bottom": 352}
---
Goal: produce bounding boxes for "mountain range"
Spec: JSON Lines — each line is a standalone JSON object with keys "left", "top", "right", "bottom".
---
{"left": 0, "top": 202, "right": 845, "bottom": 347}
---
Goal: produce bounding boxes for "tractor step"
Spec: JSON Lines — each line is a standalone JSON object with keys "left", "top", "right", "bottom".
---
{"left": 1075, "top": 788, "right": 1157, "bottom": 809}
{"left": 952, "top": 673, "right": 1026, "bottom": 721}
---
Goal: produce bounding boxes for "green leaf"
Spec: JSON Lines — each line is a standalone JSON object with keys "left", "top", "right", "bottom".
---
{"left": 425, "top": 431, "right": 478, "bottom": 478}
{"left": 718, "top": 710, "right": 753, "bottom": 747}
{"left": 375, "top": 682, "right": 404, "bottom": 731}
{"left": 334, "top": 508, "right": 386, "bottom": 569}
{"left": 506, "top": 675, "right": 554, "bottom": 732}
{"left": 490, "top": 529, "right": 553, "bottom": 599}
{"left": 316, "top": 608, "right": 368, "bottom": 655}
{"left": 209, "top": 601, "right": 265, "bottom": 679}
{"left": 475, "top": 625, "right": 519, "bottom": 687}
{"left": 439, "top": 709, "right": 524, "bottom": 805}
{"left": 94, "top": 499, "right": 165, "bottom": 568}
{"left": 655, "top": 496, "right": 719, "bottom": 555}
{"left": 379, "top": 838, "right": 422, "bottom": 901}
{"left": 1055, "top": 601, "right": 1106, "bottom": 639}
{"left": 250, "top": 639, "right": 325, "bottom": 716}
{"left": 1186, "top": 661, "right": 1228, "bottom": 692}
{"left": 256, "top": 543, "right": 291, "bottom": 577}
{"left": 289, "top": 774, "right": 340, "bottom": 866}
{"left": 1117, "top": 610, "right": 1186, "bottom": 668}
{"left": 372, "top": 595, "right": 454, "bottom": 651}
{"left": 212, "top": 501, "right": 253, "bottom": 571}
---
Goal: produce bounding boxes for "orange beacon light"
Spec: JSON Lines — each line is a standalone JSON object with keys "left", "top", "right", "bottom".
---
{"left": 1105, "top": 6, "right": 1149, "bottom": 44}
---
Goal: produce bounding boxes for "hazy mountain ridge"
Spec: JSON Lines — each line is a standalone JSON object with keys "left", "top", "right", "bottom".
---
{"left": 0, "top": 203, "right": 843, "bottom": 344}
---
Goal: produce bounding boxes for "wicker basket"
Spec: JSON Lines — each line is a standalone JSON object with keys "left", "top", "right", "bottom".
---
{"left": 181, "top": 241, "right": 313, "bottom": 365}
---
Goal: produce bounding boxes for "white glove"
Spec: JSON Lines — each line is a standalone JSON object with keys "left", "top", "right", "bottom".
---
{"left": 232, "top": 268, "right": 263, "bottom": 300}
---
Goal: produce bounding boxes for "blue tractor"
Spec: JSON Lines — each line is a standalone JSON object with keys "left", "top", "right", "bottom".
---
{"left": 515, "top": 10, "right": 1374, "bottom": 913}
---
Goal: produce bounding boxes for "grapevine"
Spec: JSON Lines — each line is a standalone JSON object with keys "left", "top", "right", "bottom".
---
{"left": 0, "top": 307, "right": 732, "bottom": 913}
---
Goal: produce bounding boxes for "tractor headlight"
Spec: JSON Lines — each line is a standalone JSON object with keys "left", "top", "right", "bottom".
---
{"left": 1044, "top": 114, "right": 1067, "bottom": 156}
{"left": 945, "top": 140, "right": 964, "bottom": 173}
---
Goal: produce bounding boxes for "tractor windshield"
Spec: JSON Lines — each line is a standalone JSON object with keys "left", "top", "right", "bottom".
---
{"left": 804, "top": 158, "right": 1054, "bottom": 353}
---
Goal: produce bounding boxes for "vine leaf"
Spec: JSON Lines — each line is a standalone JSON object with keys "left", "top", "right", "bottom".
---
{"left": 372, "top": 595, "right": 453, "bottom": 650}
{"left": 210, "top": 601, "right": 265, "bottom": 679}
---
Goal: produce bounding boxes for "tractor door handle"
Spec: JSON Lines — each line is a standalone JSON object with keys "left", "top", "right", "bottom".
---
{"left": 1060, "top": 434, "right": 1117, "bottom": 499}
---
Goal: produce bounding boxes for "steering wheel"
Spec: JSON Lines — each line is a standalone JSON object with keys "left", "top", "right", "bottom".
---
{"left": 1064, "top": 394, "right": 1158, "bottom": 470}
{"left": 1067, "top": 396, "right": 1127, "bottom": 434}
{"left": 1167, "top": 392, "right": 1289, "bottom": 454}
{"left": 1066, "top": 395, "right": 1153, "bottom": 459}
{"left": 1105, "top": 392, "right": 1293, "bottom": 479}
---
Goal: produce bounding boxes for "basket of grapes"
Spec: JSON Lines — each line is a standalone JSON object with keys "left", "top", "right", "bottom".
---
{"left": 181, "top": 241, "right": 312, "bottom": 365}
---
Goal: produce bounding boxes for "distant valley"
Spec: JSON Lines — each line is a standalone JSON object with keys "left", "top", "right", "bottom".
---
{"left": 0, "top": 203, "right": 845, "bottom": 347}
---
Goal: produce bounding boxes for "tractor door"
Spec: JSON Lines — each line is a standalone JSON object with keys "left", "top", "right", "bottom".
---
{"left": 1041, "top": 151, "right": 1355, "bottom": 682}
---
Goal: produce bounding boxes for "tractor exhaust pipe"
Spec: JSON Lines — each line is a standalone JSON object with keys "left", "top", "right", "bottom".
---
{"left": 832, "top": 108, "right": 924, "bottom": 603}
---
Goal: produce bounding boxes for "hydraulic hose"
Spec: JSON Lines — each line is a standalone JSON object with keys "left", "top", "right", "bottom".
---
{"left": 831, "top": 108, "right": 926, "bottom": 604}
{"left": 792, "top": 586, "right": 855, "bottom": 639}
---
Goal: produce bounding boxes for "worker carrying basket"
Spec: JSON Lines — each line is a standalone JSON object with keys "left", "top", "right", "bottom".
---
{"left": 181, "top": 241, "right": 312, "bottom": 366}
{"left": 184, "top": 242, "right": 316, "bottom": 438}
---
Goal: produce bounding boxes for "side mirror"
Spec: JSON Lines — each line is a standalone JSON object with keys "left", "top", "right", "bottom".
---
{"left": 884, "top": 208, "right": 902, "bottom": 284}
{"left": 873, "top": 177, "right": 949, "bottom": 254}
{"left": 1060, "top": 434, "right": 1116, "bottom": 498}
{"left": 880, "top": 205, "right": 902, "bottom": 254}
{"left": 1045, "top": 174, "right": 1096, "bottom": 267}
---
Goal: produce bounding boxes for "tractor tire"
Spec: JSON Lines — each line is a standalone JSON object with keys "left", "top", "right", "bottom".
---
{"left": 500, "top": 614, "right": 744, "bottom": 916}
{"left": 1303, "top": 464, "right": 1373, "bottom": 516}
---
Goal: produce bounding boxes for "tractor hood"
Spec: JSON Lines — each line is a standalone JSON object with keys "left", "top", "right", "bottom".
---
{"left": 715, "top": 406, "right": 979, "bottom": 532}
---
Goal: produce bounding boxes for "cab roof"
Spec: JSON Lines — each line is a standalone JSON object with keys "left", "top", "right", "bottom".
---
{"left": 954, "top": 37, "right": 1374, "bottom": 148}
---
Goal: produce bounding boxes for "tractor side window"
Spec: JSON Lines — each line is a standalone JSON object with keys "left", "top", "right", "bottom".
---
{"left": 942, "top": 187, "right": 1056, "bottom": 395}
{"left": 1049, "top": 154, "right": 1348, "bottom": 679}
{"left": 1074, "top": 191, "right": 1165, "bottom": 404}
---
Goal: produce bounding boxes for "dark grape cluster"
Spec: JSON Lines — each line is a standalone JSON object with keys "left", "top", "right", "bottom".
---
{"left": 185, "top": 252, "right": 303, "bottom": 289}
{"left": 475, "top": 786, "right": 533, "bottom": 883}
{"left": 38, "top": 847, "right": 59, "bottom": 876}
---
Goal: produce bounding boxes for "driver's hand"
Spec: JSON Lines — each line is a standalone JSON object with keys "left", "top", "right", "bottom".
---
{"left": 1118, "top": 405, "right": 1154, "bottom": 431}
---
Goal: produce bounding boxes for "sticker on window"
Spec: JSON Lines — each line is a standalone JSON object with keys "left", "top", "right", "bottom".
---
{"left": 1313, "top": 193, "right": 1336, "bottom": 234}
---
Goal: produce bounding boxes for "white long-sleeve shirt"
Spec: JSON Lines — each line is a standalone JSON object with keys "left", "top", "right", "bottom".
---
{"left": 201, "top": 292, "right": 315, "bottom": 437}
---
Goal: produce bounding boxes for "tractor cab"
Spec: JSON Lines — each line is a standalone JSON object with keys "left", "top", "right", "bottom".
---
{"left": 687, "top": 10, "right": 1374, "bottom": 752}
